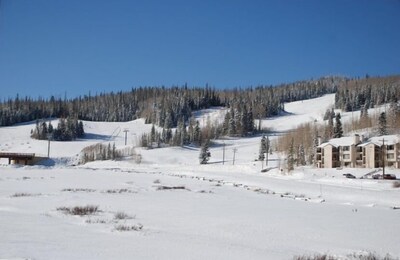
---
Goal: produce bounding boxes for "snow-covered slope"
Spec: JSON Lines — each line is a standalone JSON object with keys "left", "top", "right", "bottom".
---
{"left": 1, "top": 94, "right": 400, "bottom": 259}
{"left": 260, "top": 94, "right": 335, "bottom": 132}
{"left": 0, "top": 118, "right": 155, "bottom": 162}
{"left": 192, "top": 106, "right": 227, "bottom": 128}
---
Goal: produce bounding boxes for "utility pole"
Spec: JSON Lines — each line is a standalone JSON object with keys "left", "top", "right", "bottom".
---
{"left": 232, "top": 148, "right": 237, "bottom": 165}
{"left": 380, "top": 138, "right": 386, "bottom": 179}
{"left": 123, "top": 129, "right": 129, "bottom": 145}
{"left": 266, "top": 135, "right": 269, "bottom": 167}
{"left": 261, "top": 157, "right": 264, "bottom": 170}
{"left": 47, "top": 139, "right": 51, "bottom": 158}
{"left": 222, "top": 142, "right": 225, "bottom": 165}
{"left": 47, "top": 133, "right": 52, "bottom": 158}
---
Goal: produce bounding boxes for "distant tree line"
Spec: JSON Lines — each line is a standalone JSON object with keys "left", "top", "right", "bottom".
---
{"left": 335, "top": 75, "right": 400, "bottom": 112}
{"left": 31, "top": 117, "right": 84, "bottom": 141}
{"left": 0, "top": 77, "right": 342, "bottom": 128}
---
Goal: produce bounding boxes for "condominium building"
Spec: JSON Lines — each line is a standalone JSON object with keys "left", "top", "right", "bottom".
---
{"left": 316, "top": 135, "right": 400, "bottom": 169}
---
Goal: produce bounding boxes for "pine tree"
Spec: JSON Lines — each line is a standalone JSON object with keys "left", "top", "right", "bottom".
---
{"left": 31, "top": 120, "right": 40, "bottom": 139}
{"left": 66, "top": 117, "right": 75, "bottom": 140}
{"left": 177, "top": 118, "right": 187, "bottom": 146}
{"left": 266, "top": 135, "right": 271, "bottom": 154}
{"left": 327, "top": 113, "right": 334, "bottom": 139}
{"left": 239, "top": 106, "right": 248, "bottom": 136}
{"left": 48, "top": 121, "right": 54, "bottom": 135}
{"left": 310, "top": 127, "right": 319, "bottom": 165}
{"left": 156, "top": 133, "right": 161, "bottom": 148}
{"left": 234, "top": 108, "right": 243, "bottom": 136}
{"left": 287, "top": 138, "right": 295, "bottom": 172}
{"left": 333, "top": 113, "right": 343, "bottom": 138}
{"left": 164, "top": 111, "right": 173, "bottom": 129}
{"left": 151, "top": 124, "right": 156, "bottom": 142}
{"left": 360, "top": 105, "right": 369, "bottom": 119}
{"left": 228, "top": 116, "right": 236, "bottom": 136}
{"left": 112, "top": 143, "right": 116, "bottom": 160}
{"left": 223, "top": 111, "right": 230, "bottom": 135}
{"left": 247, "top": 110, "right": 255, "bottom": 134}
{"left": 58, "top": 118, "right": 68, "bottom": 141}
{"left": 172, "top": 129, "right": 179, "bottom": 146}
{"left": 298, "top": 144, "right": 306, "bottom": 166}
{"left": 193, "top": 121, "right": 201, "bottom": 145}
{"left": 147, "top": 134, "right": 153, "bottom": 149}
{"left": 39, "top": 121, "right": 48, "bottom": 140}
{"left": 165, "top": 128, "right": 172, "bottom": 144}
{"left": 77, "top": 121, "right": 84, "bottom": 137}
{"left": 199, "top": 140, "right": 211, "bottom": 164}
{"left": 323, "top": 108, "right": 332, "bottom": 121}
{"left": 378, "top": 112, "right": 387, "bottom": 136}
{"left": 388, "top": 101, "right": 399, "bottom": 133}
{"left": 107, "top": 143, "right": 112, "bottom": 160}
{"left": 101, "top": 144, "right": 107, "bottom": 160}
{"left": 141, "top": 134, "right": 148, "bottom": 147}
{"left": 188, "top": 118, "right": 194, "bottom": 143}
{"left": 264, "top": 135, "right": 271, "bottom": 167}
{"left": 161, "top": 128, "right": 166, "bottom": 143}
{"left": 259, "top": 135, "right": 266, "bottom": 161}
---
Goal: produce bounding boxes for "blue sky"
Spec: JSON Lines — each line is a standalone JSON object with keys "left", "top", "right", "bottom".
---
{"left": 0, "top": 0, "right": 399, "bottom": 99}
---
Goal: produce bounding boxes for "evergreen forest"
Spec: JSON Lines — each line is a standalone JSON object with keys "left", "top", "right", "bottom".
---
{"left": 1, "top": 75, "right": 400, "bottom": 151}
{"left": 0, "top": 76, "right": 345, "bottom": 127}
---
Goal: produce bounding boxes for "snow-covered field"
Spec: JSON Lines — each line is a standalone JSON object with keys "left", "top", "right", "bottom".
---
{"left": 1, "top": 94, "right": 400, "bottom": 259}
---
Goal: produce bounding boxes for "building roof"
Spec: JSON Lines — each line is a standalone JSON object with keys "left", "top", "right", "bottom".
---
{"left": 0, "top": 152, "right": 35, "bottom": 159}
{"left": 320, "top": 135, "right": 400, "bottom": 148}
{"left": 358, "top": 141, "right": 382, "bottom": 147}
{"left": 368, "top": 135, "right": 400, "bottom": 146}
{"left": 318, "top": 136, "right": 358, "bottom": 148}
{"left": 318, "top": 142, "right": 339, "bottom": 148}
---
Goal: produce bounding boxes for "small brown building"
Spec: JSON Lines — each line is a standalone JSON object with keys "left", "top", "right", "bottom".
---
{"left": 0, "top": 152, "right": 36, "bottom": 165}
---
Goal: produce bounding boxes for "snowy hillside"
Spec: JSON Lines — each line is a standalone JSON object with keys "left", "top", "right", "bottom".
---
{"left": 0, "top": 118, "right": 156, "bottom": 163}
{"left": 260, "top": 94, "right": 335, "bottom": 132}
{"left": 1, "top": 94, "right": 400, "bottom": 260}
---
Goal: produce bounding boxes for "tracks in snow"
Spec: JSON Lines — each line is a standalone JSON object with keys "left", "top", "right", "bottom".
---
{"left": 84, "top": 166, "right": 326, "bottom": 205}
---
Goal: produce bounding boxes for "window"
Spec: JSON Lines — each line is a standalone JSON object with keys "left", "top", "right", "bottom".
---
{"left": 342, "top": 146, "right": 350, "bottom": 151}
{"left": 387, "top": 145, "right": 394, "bottom": 151}
{"left": 387, "top": 154, "right": 394, "bottom": 159}
{"left": 343, "top": 154, "right": 350, "bottom": 160}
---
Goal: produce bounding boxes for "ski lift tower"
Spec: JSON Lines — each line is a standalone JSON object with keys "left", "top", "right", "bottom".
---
{"left": 123, "top": 129, "right": 129, "bottom": 146}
